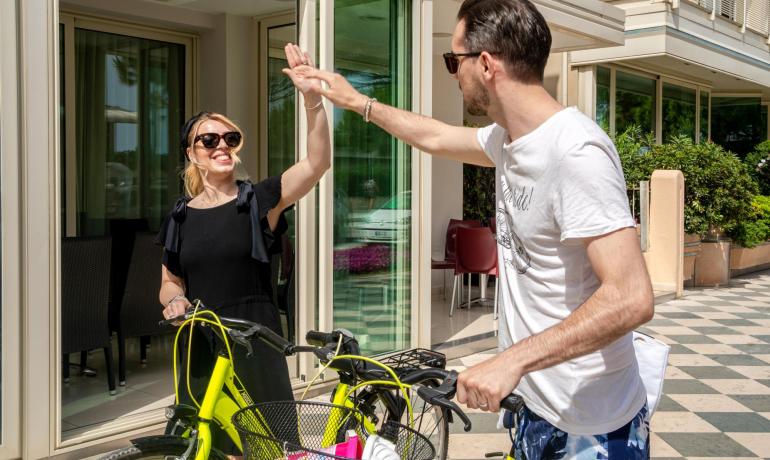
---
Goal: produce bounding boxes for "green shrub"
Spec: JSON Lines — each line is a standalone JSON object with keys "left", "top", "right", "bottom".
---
{"left": 615, "top": 129, "right": 758, "bottom": 237}
{"left": 730, "top": 195, "right": 770, "bottom": 248}
{"left": 743, "top": 141, "right": 770, "bottom": 195}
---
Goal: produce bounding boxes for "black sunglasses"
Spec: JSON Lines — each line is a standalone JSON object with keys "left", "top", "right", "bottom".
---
{"left": 194, "top": 131, "right": 242, "bottom": 149}
{"left": 442, "top": 51, "right": 482, "bottom": 74}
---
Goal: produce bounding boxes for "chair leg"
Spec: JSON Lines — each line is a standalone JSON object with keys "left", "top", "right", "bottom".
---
{"left": 442, "top": 270, "right": 447, "bottom": 300}
{"left": 118, "top": 329, "right": 127, "bottom": 386}
{"left": 450, "top": 275, "right": 459, "bottom": 317}
{"left": 62, "top": 355, "right": 70, "bottom": 383}
{"left": 140, "top": 335, "right": 150, "bottom": 365}
{"left": 103, "top": 345, "right": 116, "bottom": 395}
{"left": 467, "top": 273, "right": 472, "bottom": 309}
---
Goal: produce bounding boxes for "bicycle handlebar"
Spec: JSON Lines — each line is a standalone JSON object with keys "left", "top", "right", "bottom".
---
{"left": 159, "top": 304, "right": 298, "bottom": 357}
{"left": 412, "top": 368, "right": 524, "bottom": 432}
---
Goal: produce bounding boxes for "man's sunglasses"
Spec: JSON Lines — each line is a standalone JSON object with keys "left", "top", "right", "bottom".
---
{"left": 194, "top": 132, "right": 242, "bottom": 149}
{"left": 442, "top": 51, "right": 482, "bottom": 74}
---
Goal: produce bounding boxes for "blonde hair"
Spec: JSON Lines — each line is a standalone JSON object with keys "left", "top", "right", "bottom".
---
{"left": 182, "top": 112, "right": 245, "bottom": 197}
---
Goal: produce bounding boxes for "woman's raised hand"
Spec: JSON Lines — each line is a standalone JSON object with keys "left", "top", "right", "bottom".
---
{"left": 282, "top": 43, "right": 322, "bottom": 97}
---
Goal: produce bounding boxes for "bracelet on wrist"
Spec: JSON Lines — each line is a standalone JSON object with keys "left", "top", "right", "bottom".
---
{"left": 166, "top": 294, "right": 185, "bottom": 307}
{"left": 305, "top": 99, "right": 323, "bottom": 111}
{"left": 363, "top": 97, "right": 377, "bottom": 123}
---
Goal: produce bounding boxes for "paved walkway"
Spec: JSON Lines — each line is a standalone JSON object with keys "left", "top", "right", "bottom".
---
{"left": 445, "top": 270, "right": 770, "bottom": 459}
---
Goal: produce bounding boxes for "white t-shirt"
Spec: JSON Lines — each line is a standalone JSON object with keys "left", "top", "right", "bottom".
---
{"left": 477, "top": 107, "right": 647, "bottom": 435}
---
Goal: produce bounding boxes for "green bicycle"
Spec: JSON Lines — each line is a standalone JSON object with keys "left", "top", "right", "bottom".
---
{"left": 100, "top": 303, "right": 514, "bottom": 460}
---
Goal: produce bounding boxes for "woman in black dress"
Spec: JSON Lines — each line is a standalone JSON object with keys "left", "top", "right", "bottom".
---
{"left": 157, "top": 44, "right": 328, "bottom": 454}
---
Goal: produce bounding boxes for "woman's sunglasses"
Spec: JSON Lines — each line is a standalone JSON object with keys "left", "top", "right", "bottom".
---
{"left": 442, "top": 51, "right": 482, "bottom": 75}
{"left": 194, "top": 131, "right": 242, "bottom": 149}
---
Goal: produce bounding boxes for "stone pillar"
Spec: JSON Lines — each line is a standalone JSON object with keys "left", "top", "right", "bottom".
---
{"left": 642, "top": 170, "right": 685, "bottom": 297}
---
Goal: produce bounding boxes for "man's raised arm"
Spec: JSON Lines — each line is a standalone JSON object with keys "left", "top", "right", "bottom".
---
{"left": 295, "top": 67, "right": 493, "bottom": 167}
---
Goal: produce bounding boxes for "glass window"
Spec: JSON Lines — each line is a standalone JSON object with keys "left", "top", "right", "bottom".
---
{"left": 73, "top": 28, "right": 184, "bottom": 235}
{"left": 762, "top": 105, "right": 768, "bottom": 142}
{"left": 333, "top": 0, "right": 412, "bottom": 355}
{"left": 596, "top": 66, "right": 610, "bottom": 133}
{"left": 60, "top": 26, "right": 184, "bottom": 438}
{"left": 662, "top": 82, "right": 696, "bottom": 142}
{"left": 700, "top": 90, "right": 710, "bottom": 142}
{"left": 615, "top": 70, "right": 656, "bottom": 137}
{"left": 712, "top": 96, "right": 763, "bottom": 157}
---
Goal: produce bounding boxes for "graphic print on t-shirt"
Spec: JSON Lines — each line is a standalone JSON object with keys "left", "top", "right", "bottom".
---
{"left": 497, "top": 177, "right": 532, "bottom": 275}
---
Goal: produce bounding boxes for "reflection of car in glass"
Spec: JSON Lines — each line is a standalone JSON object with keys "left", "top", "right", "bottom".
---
{"left": 350, "top": 191, "right": 411, "bottom": 243}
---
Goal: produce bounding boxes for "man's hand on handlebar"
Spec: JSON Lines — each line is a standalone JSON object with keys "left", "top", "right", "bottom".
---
{"left": 457, "top": 352, "right": 523, "bottom": 413}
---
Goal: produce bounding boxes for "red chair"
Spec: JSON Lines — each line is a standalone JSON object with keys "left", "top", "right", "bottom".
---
{"left": 431, "top": 219, "right": 481, "bottom": 298}
{"left": 451, "top": 226, "right": 498, "bottom": 316}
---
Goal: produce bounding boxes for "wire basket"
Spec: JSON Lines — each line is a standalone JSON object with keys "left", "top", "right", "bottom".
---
{"left": 377, "top": 349, "right": 446, "bottom": 371}
{"left": 233, "top": 401, "right": 435, "bottom": 460}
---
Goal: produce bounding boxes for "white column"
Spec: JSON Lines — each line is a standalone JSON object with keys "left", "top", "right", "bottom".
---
{"left": 19, "top": 0, "right": 59, "bottom": 457}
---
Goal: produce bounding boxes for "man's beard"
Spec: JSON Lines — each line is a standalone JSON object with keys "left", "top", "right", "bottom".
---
{"left": 465, "top": 81, "right": 490, "bottom": 116}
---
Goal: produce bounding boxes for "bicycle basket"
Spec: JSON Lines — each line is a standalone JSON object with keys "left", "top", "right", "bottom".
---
{"left": 232, "top": 401, "right": 369, "bottom": 460}
{"left": 377, "top": 349, "right": 446, "bottom": 371}
{"left": 387, "top": 421, "right": 436, "bottom": 460}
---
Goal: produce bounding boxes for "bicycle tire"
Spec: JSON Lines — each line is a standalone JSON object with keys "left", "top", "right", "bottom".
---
{"left": 361, "top": 379, "right": 449, "bottom": 460}
{"left": 98, "top": 445, "right": 188, "bottom": 460}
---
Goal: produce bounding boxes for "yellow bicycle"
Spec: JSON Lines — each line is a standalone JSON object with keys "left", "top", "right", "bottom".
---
{"left": 100, "top": 304, "right": 523, "bottom": 459}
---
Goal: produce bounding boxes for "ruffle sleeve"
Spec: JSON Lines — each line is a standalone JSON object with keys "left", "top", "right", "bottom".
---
{"left": 155, "top": 196, "right": 188, "bottom": 277}
{"left": 236, "top": 176, "right": 292, "bottom": 262}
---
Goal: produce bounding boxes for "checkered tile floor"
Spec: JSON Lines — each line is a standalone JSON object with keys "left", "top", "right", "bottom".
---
{"left": 444, "top": 270, "right": 770, "bottom": 459}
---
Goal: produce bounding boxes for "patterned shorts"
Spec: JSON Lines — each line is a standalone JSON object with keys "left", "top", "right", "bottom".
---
{"left": 511, "top": 403, "right": 650, "bottom": 460}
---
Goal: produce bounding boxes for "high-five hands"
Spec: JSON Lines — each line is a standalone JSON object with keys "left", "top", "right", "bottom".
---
{"left": 282, "top": 45, "right": 368, "bottom": 114}
{"left": 282, "top": 43, "right": 323, "bottom": 98}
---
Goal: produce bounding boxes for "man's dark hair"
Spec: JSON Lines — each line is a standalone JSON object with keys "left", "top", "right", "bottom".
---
{"left": 457, "top": 0, "right": 552, "bottom": 83}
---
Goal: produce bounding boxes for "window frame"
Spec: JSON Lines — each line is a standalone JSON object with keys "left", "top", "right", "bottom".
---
{"left": 594, "top": 63, "right": 714, "bottom": 144}
{"left": 0, "top": 0, "right": 21, "bottom": 456}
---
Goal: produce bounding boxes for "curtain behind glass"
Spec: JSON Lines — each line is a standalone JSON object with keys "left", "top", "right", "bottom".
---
{"left": 75, "top": 29, "right": 183, "bottom": 236}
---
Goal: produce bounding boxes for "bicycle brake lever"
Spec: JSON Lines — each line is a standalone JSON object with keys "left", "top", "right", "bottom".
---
{"left": 415, "top": 383, "right": 472, "bottom": 432}
{"left": 228, "top": 329, "right": 254, "bottom": 357}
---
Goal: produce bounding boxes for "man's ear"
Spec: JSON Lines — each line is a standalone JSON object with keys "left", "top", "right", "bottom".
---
{"left": 478, "top": 51, "right": 496, "bottom": 81}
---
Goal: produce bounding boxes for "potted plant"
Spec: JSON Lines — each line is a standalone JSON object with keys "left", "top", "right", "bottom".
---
{"left": 616, "top": 129, "right": 758, "bottom": 286}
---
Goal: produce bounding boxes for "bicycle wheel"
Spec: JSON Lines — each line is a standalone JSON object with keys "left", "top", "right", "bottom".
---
{"left": 360, "top": 380, "right": 449, "bottom": 460}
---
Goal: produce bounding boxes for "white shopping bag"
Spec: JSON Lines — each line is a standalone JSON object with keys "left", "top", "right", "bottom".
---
{"left": 633, "top": 330, "right": 670, "bottom": 416}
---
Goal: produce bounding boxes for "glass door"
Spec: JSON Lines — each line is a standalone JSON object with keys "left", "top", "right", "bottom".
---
{"left": 260, "top": 15, "right": 300, "bottom": 378}
{"left": 332, "top": 0, "right": 412, "bottom": 355}
{"left": 58, "top": 14, "right": 190, "bottom": 440}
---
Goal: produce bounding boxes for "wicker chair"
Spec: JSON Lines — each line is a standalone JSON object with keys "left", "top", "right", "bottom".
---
{"left": 116, "top": 231, "right": 168, "bottom": 385}
{"left": 61, "top": 236, "right": 116, "bottom": 395}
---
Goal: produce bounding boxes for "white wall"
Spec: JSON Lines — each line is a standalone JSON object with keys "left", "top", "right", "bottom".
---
{"left": 430, "top": 61, "right": 464, "bottom": 293}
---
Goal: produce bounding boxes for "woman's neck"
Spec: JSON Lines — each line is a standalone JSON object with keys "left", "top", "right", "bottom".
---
{"left": 197, "top": 173, "right": 238, "bottom": 205}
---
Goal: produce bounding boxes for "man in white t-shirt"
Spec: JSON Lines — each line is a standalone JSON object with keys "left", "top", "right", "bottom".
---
{"left": 294, "top": 0, "right": 654, "bottom": 457}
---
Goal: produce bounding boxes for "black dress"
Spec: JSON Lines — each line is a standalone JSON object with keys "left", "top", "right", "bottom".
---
{"left": 157, "top": 177, "right": 294, "bottom": 452}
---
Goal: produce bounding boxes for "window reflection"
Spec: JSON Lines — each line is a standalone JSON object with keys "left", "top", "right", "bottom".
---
{"left": 662, "top": 82, "right": 696, "bottom": 142}
{"left": 333, "top": 0, "right": 412, "bottom": 355}
{"left": 616, "top": 70, "right": 656, "bottom": 136}
{"left": 60, "top": 26, "right": 184, "bottom": 438}
{"left": 712, "top": 96, "right": 763, "bottom": 157}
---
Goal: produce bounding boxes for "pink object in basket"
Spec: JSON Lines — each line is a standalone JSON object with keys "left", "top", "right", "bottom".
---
{"left": 286, "top": 432, "right": 363, "bottom": 460}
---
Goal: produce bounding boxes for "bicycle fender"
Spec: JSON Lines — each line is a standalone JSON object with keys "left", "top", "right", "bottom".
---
{"left": 130, "top": 435, "right": 230, "bottom": 460}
